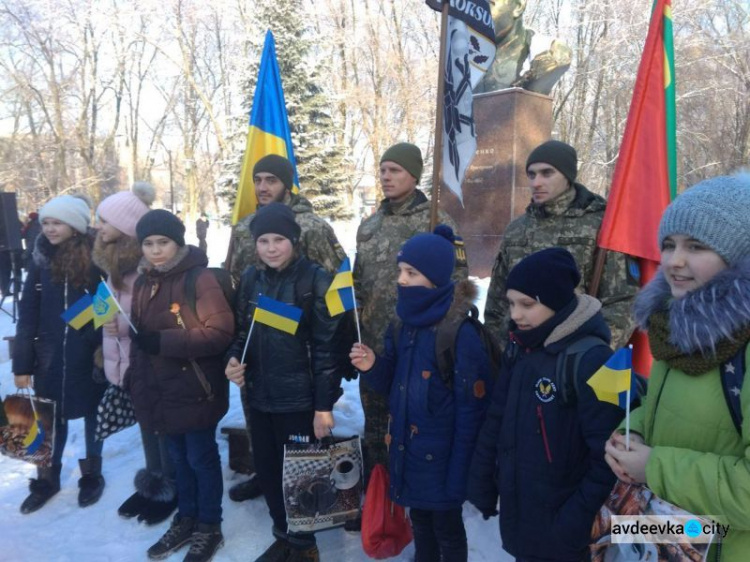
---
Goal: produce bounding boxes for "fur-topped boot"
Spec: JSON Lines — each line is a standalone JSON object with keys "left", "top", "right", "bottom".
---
{"left": 134, "top": 469, "right": 178, "bottom": 525}
{"left": 78, "top": 455, "right": 106, "bottom": 507}
{"left": 20, "top": 463, "right": 62, "bottom": 514}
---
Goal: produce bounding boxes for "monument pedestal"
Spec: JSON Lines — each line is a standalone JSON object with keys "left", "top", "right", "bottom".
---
{"left": 440, "top": 88, "right": 553, "bottom": 278}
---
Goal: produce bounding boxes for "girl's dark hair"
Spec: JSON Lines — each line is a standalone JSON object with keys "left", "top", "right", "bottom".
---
{"left": 50, "top": 233, "right": 92, "bottom": 289}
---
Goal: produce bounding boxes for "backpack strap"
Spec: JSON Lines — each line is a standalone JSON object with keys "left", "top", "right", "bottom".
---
{"left": 555, "top": 335, "right": 610, "bottom": 406}
{"left": 720, "top": 343, "right": 747, "bottom": 434}
{"left": 184, "top": 268, "right": 201, "bottom": 316}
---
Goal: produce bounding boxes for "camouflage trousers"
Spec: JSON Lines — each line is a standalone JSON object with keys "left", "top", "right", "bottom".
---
{"left": 360, "top": 379, "right": 390, "bottom": 480}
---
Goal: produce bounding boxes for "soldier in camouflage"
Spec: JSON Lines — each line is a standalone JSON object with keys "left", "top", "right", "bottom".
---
{"left": 354, "top": 142, "right": 468, "bottom": 478}
{"left": 484, "top": 140, "right": 638, "bottom": 349}
{"left": 227, "top": 154, "right": 346, "bottom": 283}
{"left": 225, "top": 154, "right": 346, "bottom": 504}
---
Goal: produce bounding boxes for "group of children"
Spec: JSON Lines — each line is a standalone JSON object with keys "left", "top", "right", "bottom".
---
{"left": 11, "top": 171, "right": 750, "bottom": 562}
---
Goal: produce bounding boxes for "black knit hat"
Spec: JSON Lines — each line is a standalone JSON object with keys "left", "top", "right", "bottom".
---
{"left": 253, "top": 154, "right": 295, "bottom": 191}
{"left": 136, "top": 209, "right": 185, "bottom": 246}
{"left": 249, "top": 202, "right": 301, "bottom": 245}
{"left": 526, "top": 140, "right": 578, "bottom": 185}
{"left": 380, "top": 142, "right": 424, "bottom": 182}
{"left": 506, "top": 248, "right": 580, "bottom": 311}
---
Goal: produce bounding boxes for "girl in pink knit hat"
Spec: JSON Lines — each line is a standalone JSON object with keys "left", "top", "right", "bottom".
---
{"left": 94, "top": 182, "right": 177, "bottom": 524}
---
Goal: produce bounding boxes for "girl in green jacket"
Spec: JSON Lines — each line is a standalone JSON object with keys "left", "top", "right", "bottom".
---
{"left": 605, "top": 173, "right": 750, "bottom": 561}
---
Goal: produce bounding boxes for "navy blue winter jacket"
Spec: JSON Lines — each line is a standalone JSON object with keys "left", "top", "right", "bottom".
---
{"left": 467, "top": 295, "right": 623, "bottom": 561}
{"left": 362, "top": 280, "right": 494, "bottom": 510}
{"left": 13, "top": 233, "right": 105, "bottom": 420}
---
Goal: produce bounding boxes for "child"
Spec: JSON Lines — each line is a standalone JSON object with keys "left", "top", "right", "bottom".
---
{"left": 467, "top": 247, "right": 623, "bottom": 561}
{"left": 225, "top": 203, "right": 344, "bottom": 562}
{"left": 127, "top": 210, "right": 233, "bottom": 562}
{"left": 94, "top": 183, "right": 178, "bottom": 524}
{"left": 605, "top": 174, "right": 750, "bottom": 560}
{"left": 13, "top": 194, "right": 107, "bottom": 513}
{"left": 351, "top": 226, "right": 493, "bottom": 562}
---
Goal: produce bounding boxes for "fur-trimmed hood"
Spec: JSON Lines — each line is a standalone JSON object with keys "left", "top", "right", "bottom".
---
{"left": 633, "top": 257, "right": 750, "bottom": 355}
{"left": 444, "top": 278, "right": 479, "bottom": 323}
{"left": 137, "top": 245, "right": 193, "bottom": 276}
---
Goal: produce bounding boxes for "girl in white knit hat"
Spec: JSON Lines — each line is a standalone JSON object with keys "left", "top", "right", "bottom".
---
{"left": 13, "top": 193, "right": 107, "bottom": 513}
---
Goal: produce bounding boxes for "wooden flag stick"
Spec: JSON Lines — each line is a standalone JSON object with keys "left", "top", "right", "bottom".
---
{"left": 429, "top": 1, "right": 450, "bottom": 231}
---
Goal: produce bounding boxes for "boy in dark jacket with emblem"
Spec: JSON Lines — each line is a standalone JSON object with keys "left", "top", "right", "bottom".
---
{"left": 128, "top": 210, "right": 233, "bottom": 562}
{"left": 225, "top": 203, "right": 345, "bottom": 562}
{"left": 468, "top": 248, "right": 623, "bottom": 561}
{"left": 13, "top": 194, "right": 107, "bottom": 514}
{"left": 351, "top": 226, "right": 493, "bottom": 562}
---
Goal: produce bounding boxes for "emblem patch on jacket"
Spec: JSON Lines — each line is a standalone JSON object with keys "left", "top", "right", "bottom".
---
{"left": 534, "top": 377, "right": 557, "bottom": 403}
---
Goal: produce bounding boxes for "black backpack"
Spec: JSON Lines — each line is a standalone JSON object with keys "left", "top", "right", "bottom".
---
{"left": 392, "top": 304, "right": 503, "bottom": 389}
{"left": 550, "top": 335, "right": 648, "bottom": 408}
{"left": 240, "top": 265, "right": 359, "bottom": 382}
{"left": 185, "top": 267, "right": 236, "bottom": 315}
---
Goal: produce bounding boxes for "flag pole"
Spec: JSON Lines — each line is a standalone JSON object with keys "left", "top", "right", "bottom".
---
{"left": 240, "top": 317, "right": 256, "bottom": 366}
{"left": 588, "top": 247, "right": 608, "bottom": 298}
{"left": 429, "top": 1, "right": 450, "bottom": 230}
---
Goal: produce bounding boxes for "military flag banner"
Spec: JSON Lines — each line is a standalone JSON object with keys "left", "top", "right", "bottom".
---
{"left": 427, "top": 0, "right": 495, "bottom": 204}
{"left": 231, "top": 30, "right": 299, "bottom": 225}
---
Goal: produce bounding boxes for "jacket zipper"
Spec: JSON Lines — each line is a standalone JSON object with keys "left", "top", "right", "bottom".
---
{"left": 61, "top": 277, "right": 69, "bottom": 418}
{"left": 536, "top": 404, "right": 552, "bottom": 463}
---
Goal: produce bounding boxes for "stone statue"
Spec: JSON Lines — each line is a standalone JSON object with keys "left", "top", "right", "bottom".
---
{"left": 475, "top": 0, "right": 572, "bottom": 96}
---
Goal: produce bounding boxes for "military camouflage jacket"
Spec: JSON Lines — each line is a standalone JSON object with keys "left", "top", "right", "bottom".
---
{"left": 484, "top": 183, "right": 637, "bottom": 349}
{"left": 228, "top": 193, "right": 346, "bottom": 283}
{"left": 354, "top": 190, "right": 468, "bottom": 354}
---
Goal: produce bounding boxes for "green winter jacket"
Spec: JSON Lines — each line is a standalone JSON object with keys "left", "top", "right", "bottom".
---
{"left": 626, "top": 351, "right": 750, "bottom": 561}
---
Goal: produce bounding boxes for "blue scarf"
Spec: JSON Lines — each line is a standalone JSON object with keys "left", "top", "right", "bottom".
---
{"left": 396, "top": 283, "right": 455, "bottom": 328}
{"left": 509, "top": 297, "right": 577, "bottom": 350}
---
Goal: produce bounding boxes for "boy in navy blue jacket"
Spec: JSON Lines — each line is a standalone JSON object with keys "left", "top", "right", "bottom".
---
{"left": 351, "top": 226, "right": 493, "bottom": 562}
{"left": 467, "top": 248, "right": 624, "bottom": 561}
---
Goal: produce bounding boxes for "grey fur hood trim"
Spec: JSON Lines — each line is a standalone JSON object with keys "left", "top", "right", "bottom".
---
{"left": 134, "top": 469, "right": 176, "bottom": 501}
{"left": 633, "top": 257, "right": 750, "bottom": 354}
{"left": 545, "top": 294, "right": 602, "bottom": 347}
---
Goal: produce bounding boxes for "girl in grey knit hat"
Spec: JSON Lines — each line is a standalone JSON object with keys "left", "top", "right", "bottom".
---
{"left": 605, "top": 172, "right": 750, "bottom": 561}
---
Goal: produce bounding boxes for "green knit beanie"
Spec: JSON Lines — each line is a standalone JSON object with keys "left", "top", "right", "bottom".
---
{"left": 380, "top": 143, "right": 423, "bottom": 182}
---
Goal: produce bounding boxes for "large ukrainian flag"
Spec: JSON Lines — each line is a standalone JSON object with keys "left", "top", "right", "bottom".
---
{"left": 254, "top": 295, "right": 302, "bottom": 336}
{"left": 586, "top": 347, "right": 636, "bottom": 409}
{"left": 231, "top": 30, "right": 300, "bottom": 225}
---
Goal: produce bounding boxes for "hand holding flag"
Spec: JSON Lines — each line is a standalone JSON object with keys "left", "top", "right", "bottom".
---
{"left": 587, "top": 346, "right": 638, "bottom": 449}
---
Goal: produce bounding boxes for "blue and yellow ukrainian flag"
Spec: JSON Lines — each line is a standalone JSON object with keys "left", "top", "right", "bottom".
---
{"left": 22, "top": 412, "right": 45, "bottom": 454}
{"left": 92, "top": 281, "right": 117, "bottom": 328}
{"left": 325, "top": 258, "right": 355, "bottom": 317}
{"left": 60, "top": 294, "right": 94, "bottom": 330}
{"left": 231, "top": 30, "right": 299, "bottom": 225}
{"left": 254, "top": 295, "right": 302, "bottom": 335}
{"left": 586, "top": 347, "right": 636, "bottom": 409}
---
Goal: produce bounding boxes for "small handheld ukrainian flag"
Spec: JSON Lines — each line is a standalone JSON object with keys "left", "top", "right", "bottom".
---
{"left": 92, "top": 281, "right": 118, "bottom": 328}
{"left": 22, "top": 411, "right": 45, "bottom": 455}
{"left": 253, "top": 295, "right": 302, "bottom": 335}
{"left": 586, "top": 347, "right": 636, "bottom": 409}
{"left": 60, "top": 294, "right": 94, "bottom": 330}
{"left": 325, "top": 258, "right": 355, "bottom": 317}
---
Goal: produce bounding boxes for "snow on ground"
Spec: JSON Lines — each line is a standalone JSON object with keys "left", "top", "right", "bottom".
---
{"left": 0, "top": 221, "right": 509, "bottom": 562}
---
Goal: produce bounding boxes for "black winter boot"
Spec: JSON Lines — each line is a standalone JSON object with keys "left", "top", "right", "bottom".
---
{"left": 147, "top": 514, "right": 195, "bottom": 560}
{"left": 133, "top": 469, "right": 178, "bottom": 525}
{"left": 20, "top": 464, "right": 62, "bottom": 514}
{"left": 118, "top": 492, "right": 149, "bottom": 518}
{"left": 78, "top": 456, "right": 105, "bottom": 507}
{"left": 254, "top": 538, "right": 291, "bottom": 562}
{"left": 183, "top": 523, "right": 224, "bottom": 562}
{"left": 228, "top": 473, "right": 263, "bottom": 502}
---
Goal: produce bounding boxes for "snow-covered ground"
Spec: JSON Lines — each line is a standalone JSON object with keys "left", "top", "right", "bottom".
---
{"left": 0, "top": 221, "right": 509, "bottom": 562}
